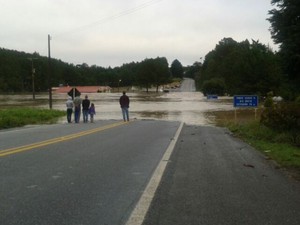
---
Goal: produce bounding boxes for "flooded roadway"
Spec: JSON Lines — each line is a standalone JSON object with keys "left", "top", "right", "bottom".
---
{"left": 0, "top": 79, "right": 234, "bottom": 125}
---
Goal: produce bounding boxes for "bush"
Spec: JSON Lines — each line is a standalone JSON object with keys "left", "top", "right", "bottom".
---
{"left": 260, "top": 103, "right": 300, "bottom": 145}
{"left": 264, "top": 97, "right": 274, "bottom": 107}
{"left": 264, "top": 91, "right": 274, "bottom": 107}
{"left": 202, "top": 78, "right": 226, "bottom": 96}
{"left": 295, "top": 96, "right": 300, "bottom": 105}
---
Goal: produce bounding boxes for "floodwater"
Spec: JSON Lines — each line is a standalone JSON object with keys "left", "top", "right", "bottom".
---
{"left": 0, "top": 90, "right": 234, "bottom": 126}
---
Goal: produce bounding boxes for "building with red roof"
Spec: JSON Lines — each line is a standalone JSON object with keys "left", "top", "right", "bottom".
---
{"left": 53, "top": 86, "right": 111, "bottom": 94}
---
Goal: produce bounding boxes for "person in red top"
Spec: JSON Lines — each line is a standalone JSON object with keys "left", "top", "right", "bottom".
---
{"left": 119, "top": 91, "right": 130, "bottom": 121}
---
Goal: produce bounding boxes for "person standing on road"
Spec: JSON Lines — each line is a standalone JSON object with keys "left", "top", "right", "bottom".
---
{"left": 119, "top": 91, "right": 130, "bottom": 122}
{"left": 74, "top": 95, "right": 82, "bottom": 123}
{"left": 66, "top": 96, "right": 74, "bottom": 123}
{"left": 88, "top": 103, "right": 96, "bottom": 123}
{"left": 82, "top": 95, "right": 90, "bottom": 123}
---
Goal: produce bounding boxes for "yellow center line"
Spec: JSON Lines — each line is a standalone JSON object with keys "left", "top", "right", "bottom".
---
{"left": 0, "top": 121, "right": 129, "bottom": 157}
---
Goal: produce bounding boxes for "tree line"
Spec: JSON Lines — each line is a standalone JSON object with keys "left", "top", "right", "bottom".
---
{"left": 0, "top": 49, "right": 185, "bottom": 93}
{"left": 196, "top": 38, "right": 283, "bottom": 97}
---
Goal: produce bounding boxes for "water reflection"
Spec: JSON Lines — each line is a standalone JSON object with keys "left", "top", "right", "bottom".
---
{"left": 0, "top": 91, "right": 234, "bottom": 125}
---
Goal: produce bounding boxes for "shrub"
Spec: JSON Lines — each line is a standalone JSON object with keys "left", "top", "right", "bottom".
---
{"left": 260, "top": 103, "right": 300, "bottom": 145}
{"left": 264, "top": 97, "right": 274, "bottom": 107}
{"left": 202, "top": 78, "right": 226, "bottom": 96}
{"left": 295, "top": 96, "right": 300, "bottom": 105}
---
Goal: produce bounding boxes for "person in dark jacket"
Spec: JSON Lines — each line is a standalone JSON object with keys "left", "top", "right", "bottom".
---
{"left": 119, "top": 91, "right": 130, "bottom": 121}
{"left": 82, "top": 95, "right": 90, "bottom": 123}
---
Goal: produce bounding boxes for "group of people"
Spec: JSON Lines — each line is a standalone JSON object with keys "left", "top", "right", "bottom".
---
{"left": 65, "top": 91, "right": 130, "bottom": 123}
{"left": 66, "top": 95, "right": 96, "bottom": 123}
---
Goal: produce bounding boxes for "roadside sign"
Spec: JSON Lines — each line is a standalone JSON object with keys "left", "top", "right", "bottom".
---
{"left": 233, "top": 95, "right": 258, "bottom": 107}
{"left": 68, "top": 87, "right": 81, "bottom": 99}
{"left": 207, "top": 95, "right": 218, "bottom": 100}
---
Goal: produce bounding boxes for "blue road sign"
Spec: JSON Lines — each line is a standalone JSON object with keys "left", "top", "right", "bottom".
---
{"left": 207, "top": 95, "right": 218, "bottom": 100}
{"left": 234, "top": 95, "right": 258, "bottom": 107}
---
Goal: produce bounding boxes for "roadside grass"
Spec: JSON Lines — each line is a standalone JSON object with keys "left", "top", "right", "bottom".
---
{"left": 225, "top": 121, "right": 300, "bottom": 169}
{"left": 0, "top": 108, "right": 65, "bottom": 129}
{"left": 210, "top": 109, "right": 300, "bottom": 178}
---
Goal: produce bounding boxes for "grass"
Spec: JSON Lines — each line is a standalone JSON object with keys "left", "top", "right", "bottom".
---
{"left": 0, "top": 108, "right": 65, "bottom": 129}
{"left": 225, "top": 121, "right": 300, "bottom": 168}
{"left": 211, "top": 109, "right": 300, "bottom": 179}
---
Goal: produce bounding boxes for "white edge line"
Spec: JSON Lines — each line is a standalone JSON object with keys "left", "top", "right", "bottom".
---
{"left": 125, "top": 122, "right": 184, "bottom": 225}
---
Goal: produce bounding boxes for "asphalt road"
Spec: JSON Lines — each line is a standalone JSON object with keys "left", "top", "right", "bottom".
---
{"left": 180, "top": 78, "right": 196, "bottom": 92}
{"left": 0, "top": 120, "right": 181, "bottom": 225}
{"left": 142, "top": 125, "right": 300, "bottom": 225}
{"left": 1, "top": 121, "right": 300, "bottom": 225}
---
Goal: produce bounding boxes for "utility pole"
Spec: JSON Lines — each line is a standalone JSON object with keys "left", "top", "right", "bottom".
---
{"left": 48, "top": 34, "right": 53, "bottom": 109}
{"left": 28, "top": 57, "right": 37, "bottom": 100}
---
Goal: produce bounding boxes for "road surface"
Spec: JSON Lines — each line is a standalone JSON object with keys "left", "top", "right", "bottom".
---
{"left": 180, "top": 78, "right": 196, "bottom": 92}
{"left": 0, "top": 120, "right": 181, "bottom": 225}
{"left": 1, "top": 121, "right": 300, "bottom": 225}
{"left": 142, "top": 125, "right": 300, "bottom": 225}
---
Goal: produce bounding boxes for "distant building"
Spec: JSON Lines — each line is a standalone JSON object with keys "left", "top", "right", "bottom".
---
{"left": 53, "top": 86, "right": 111, "bottom": 94}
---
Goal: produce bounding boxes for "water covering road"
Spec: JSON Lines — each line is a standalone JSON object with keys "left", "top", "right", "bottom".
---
{"left": 0, "top": 78, "right": 233, "bottom": 125}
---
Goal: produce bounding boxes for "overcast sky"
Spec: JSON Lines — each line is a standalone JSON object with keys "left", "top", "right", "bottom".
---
{"left": 1, "top": 0, "right": 277, "bottom": 68}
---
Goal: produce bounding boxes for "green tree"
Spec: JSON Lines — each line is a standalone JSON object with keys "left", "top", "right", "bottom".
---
{"left": 170, "top": 59, "right": 184, "bottom": 78}
{"left": 268, "top": 0, "right": 300, "bottom": 97}
{"left": 202, "top": 78, "right": 226, "bottom": 96}
{"left": 118, "top": 62, "right": 139, "bottom": 87}
{"left": 152, "top": 57, "right": 171, "bottom": 92}
{"left": 200, "top": 38, "right": 282, "bottom": 96}
{"left": 185, "top": 61, "right": 202, "bottom": 79}
{"left": 136, "top": 59, "right": 153, "bottom": 92}
{"left": 137, "top": 57, "right": 170, "bottom": 92}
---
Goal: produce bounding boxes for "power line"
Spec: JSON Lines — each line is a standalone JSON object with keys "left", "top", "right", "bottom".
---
{"left": 55, "top": 0, "right": 164, "bottom": 38}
